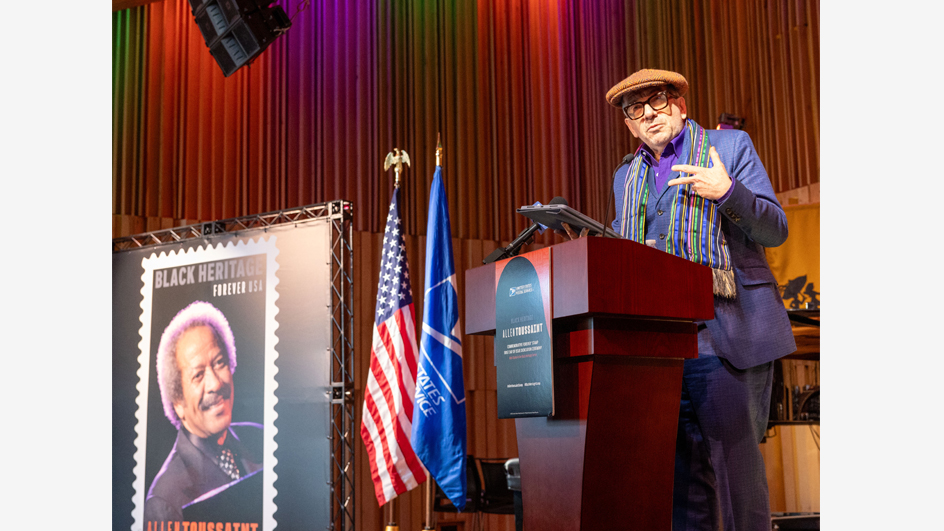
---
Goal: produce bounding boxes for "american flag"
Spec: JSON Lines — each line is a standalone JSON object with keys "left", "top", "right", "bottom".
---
{"left": 360, "top": 188, "right": 428, "bottom": 506}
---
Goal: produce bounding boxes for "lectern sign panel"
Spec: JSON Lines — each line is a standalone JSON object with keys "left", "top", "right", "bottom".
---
{"left": 494, "top": 248, "right": 553, "bottom": 418}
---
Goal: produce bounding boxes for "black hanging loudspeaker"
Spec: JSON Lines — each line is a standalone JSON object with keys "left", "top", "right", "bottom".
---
{"left": 190, "top": 0, "right": 290, "bottom": 77}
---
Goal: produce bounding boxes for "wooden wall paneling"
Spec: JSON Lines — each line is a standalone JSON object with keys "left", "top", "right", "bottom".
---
{"left": 695, "top": 0, "right": 714, "bottom": 125}
{"left": 805, "top": 0, "right": 820, "bottom": 173}
{"left": 761, "top": 424, "right": 820, "bottom": 514}
{"left": 778, "top": 2, "right": 799, "bottom": 192}
{"left": 440, "top": 0, "right": 458, "bottom": 238}
{"left": 760, "top": 356, "right": 819, "bottom": 515}
{"left": 486, "top": 0, "right": 512, "bottom": 241}
{"left": 260, "top": 36, "right": 278, "bottom": 216}
{"left": 472, "top": 239, "right": 493, "bottom": 393}
{"left": 732, "top": 1, "right": 751, "bottom": 125}
{"left": 133, "top": 7, "right": 148, "bottom": 216}
{"left": 245, "top": 60, "right": 259, "bottom": 216}
{"left": 791, "top": 425, "right": 820, "bottom": 512}
{"left": 355, "top": 230, "right": 384, "bottom": 531}
{"left": 746, "top": 1, "right": 764, "bottom": 166}
{"left": 113, "top": 215, "right": 139, "bottom": 240}
{"left": 535, "top": 0, "right": 556, "bottom": 204}
{"left": 404, "top": 1, "right": 428, "bottom": 237}
{"left": 464, "top": 239, "right": 482, "bottom": 393}
{"left": 282, "top": 10, "right": 302, "bottom": 208}
{"left": 557, "top": 0, "right": 579, "bottom": 208}
{"left": 715, "top": 1, "right": 731, "bottom": 120}
{"left": 469, "top": 389, "right": 489, "bottom": 461}
{"left": 145, "top": 216, "right": 178, "bottom": 233}
{"left": 646, "top": 0, "right": 667, "bottom": 68}
{"left": 757, "top": 3, "right": 778, "bottom": 190}
{"left": 457, "top": 238, "right": 478, "bottom": 392}
{"left": 142, "top": 5, "right": 161, "bottom": 218}
{"left": 363, "top": 1, "right": 382, "bottom": 233}
{"left": 623, "top": 0, "right": 639, "bottom": 73}
{"left": 787, "top": 0, "right": 809, "bottom": 190}
{"left": 755, "top": 2, "right": 782, "bottom": 193}
{"left": 412, "top": 233, "right": 428, "bottom": 320}
{"left": 508, "top": 0, "right": 533, "bottom": 238}
{"left": 353, "top": 231, "right": 378, "bottom": 402}
{"left": 741, "top": 1, "right": 758, "bottom": 135}
{"left": 761, "top": 426, "right": 788, "bottom": 513}
{"left": 455, "top": 0, "right": 482, "bottom": 241}
{"left": 400, "top": 479, "right": 423, "bottom": 531}
{"left": 779, "top": 425, "right": 800, "bottom": 512}
{"left": 215, "top": 59, "right": 231, "bottom": 218}
{"left": 473, "top": 0, "right": 497, "bottom": 241}
{"left": 112, "top": 9, "right": 137, "bottom": 218}
{"left": 154, "top": 0, "right": 177, "bottom": 220}
{"left": 783, "top": 0, "right": 803, "bottom": 190}
{"left": 571, "top": 1, "right": 597, "bottom": 222}
{"left": 778, "top": 425, "right": 820, "bottom": 513}
{"left": 735, "top": 0, "right": 752, "bottom": 119}
{"left": 559, "top": 0, "right": 579, "bottom": 212}
{"left": 584, "top": 0, "right": 606, "bottom": 218}
{"left": 799, "top": 0, "right": 817, "bottom": 189}
{"left": 766, "top": 1, "right": 785, "bottom": 192}
{"left": 801, "top": 0, "right": 819, "bottom": 188}
{"left": 723, "top": 1, "right": 737, "bottom": 129}
{"left": 537, "top": 0, "right": 557, "bottom": 205}
{"left": 490, "top": 391, "right": 518, "bottom": 458}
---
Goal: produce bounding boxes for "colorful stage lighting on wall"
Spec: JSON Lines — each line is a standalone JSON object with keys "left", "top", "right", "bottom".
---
{"left": 189, "top": 0, "right": 290, "bottom": 77}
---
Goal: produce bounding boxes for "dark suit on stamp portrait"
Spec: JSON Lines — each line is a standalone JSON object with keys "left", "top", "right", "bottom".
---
{"left": 144, "top": 422, "right": 263, "bottom": 522}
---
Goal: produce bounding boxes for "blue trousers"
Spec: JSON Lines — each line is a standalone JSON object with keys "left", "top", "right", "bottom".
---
{"left": 672, "top": 354, "right": 773, "bottom": 531}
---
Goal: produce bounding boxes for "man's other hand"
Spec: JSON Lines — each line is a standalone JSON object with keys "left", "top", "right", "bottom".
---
{"left": 555, "top": 222, "right": 589, "bottom": 240}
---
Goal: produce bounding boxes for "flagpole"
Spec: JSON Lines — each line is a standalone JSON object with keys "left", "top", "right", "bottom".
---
{"left": 384, "top": 498, "right": 398, "bottom": 531}
{"left": 421, "top": 135, "right": 444, "bottom": 531}
{"left": 423, "top": 474, "right": 435, "bottom": 530}
{"left": 374, "top": 147, "right": 413, "bottom": 531}
{"left": 413, "top": 131, "right": 467, "bottom": 526}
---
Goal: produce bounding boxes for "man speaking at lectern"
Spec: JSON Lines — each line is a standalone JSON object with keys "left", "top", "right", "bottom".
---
{"left": 596, "top": 69, "right": 796, "bottom": 531}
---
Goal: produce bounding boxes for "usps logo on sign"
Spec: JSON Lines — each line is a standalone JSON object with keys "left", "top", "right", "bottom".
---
{"left": 509, "top": 284, "right": 533, "bottom": 297}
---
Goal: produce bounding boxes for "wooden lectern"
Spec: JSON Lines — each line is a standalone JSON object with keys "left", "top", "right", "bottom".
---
{"left": 465, "top": 237, "right": 714, "bottom": 530}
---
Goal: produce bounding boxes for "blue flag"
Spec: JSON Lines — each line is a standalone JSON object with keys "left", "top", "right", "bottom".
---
{"left": 412, "top": 165, "right": 467, "bottom": 510}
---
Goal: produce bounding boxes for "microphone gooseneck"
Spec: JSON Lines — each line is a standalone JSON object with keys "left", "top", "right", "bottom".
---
{"left": 482, "top": 196, "right": 569, "bottom": 264}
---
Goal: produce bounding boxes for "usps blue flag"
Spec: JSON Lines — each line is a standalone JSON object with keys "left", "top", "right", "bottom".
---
{"left": 412, "top": 164, "right": 467, "bottom": 510}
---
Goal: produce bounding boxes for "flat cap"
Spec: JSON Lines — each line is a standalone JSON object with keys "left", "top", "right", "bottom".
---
{"left": 605, "top": 69, "right": 689, "bottom": 108}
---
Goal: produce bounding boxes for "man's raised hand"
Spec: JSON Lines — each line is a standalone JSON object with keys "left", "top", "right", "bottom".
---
{"left": 668, "top": 146, "right": 732, "bottom": 200}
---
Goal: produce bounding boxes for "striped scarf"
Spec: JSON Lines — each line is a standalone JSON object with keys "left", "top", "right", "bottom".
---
{"left": 618, "top": 119, "right": 736, "bottom": 298}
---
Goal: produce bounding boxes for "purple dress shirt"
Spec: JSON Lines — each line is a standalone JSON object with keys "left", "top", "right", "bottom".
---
{"left": 638, "top": 121, "right": 734, "bottom": 203}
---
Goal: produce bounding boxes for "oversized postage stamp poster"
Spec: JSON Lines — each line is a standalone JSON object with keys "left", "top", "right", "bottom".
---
{"left": 131, "top": 237, "right": 280, "bottom": 531}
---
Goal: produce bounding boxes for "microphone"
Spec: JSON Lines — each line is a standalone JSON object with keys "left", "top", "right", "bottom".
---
{"left": 483, "top": 196, "right": 568, "bottom": 264}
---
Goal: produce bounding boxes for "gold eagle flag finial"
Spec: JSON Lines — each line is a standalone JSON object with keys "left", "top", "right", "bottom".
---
{"left": 435, "top": 133, "right": 443, "bottom": 167}
{"left": 383, "top": 148, "right": 411, "bottom": 187}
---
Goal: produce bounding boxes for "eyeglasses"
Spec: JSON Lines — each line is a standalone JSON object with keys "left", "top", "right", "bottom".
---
{"left": 622, "top": 90, "right": 674, "bottom": 120}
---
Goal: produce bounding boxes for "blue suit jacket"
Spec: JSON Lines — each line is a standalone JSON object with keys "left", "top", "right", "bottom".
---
{"left": 611, "top": 126, "right": 796, "bottom": 369}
